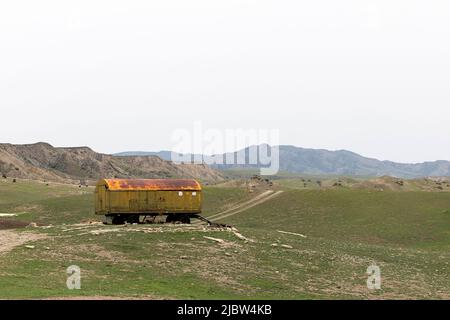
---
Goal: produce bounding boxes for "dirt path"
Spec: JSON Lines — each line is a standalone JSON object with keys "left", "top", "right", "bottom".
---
{"left": 0, "top": 230, "right": 47, "bottom": 255}
{"left": 194, "top": 190, "right": 284, "bottom": 224}
{"left": 206, "top": 190, "right": 275, "bottom": 220}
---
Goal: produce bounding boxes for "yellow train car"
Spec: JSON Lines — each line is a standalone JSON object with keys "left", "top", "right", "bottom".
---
{"left": 95, "top": 179, "right": 202, "bottom": 225}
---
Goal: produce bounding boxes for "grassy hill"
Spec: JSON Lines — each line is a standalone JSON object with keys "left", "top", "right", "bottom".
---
{"left": 0, "top": 178, "right": 450, "bottom": 299}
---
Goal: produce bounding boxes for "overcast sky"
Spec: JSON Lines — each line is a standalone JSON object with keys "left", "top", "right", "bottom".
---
{"left": 1, "top": 1, "right": 449, "bottom": 163}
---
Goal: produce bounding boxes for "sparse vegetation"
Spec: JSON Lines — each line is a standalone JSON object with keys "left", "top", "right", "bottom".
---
{"left": 1, "top": 178, "right": 450, "bottom": 299}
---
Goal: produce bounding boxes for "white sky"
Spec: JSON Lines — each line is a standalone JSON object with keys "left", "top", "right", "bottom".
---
{"left": 0, "top": 0, "right": 449, "bottom": 163}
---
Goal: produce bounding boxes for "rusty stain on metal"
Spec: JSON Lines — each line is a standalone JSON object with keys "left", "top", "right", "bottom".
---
{"left": 102, "top": 179, "right": 202, "bottom": 191}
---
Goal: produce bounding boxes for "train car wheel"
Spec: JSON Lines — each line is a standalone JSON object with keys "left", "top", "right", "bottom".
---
{"left": 112, "top": 215, "right": 124, "bottom": 225}
{"left": 166, "top": 214, "right": 175, "bottom": 223}
{"left": 180, "top": 215, "right": 191, "bottom": 224}
{"left": 125, "top": 215, "right": 139, "bottom": 224}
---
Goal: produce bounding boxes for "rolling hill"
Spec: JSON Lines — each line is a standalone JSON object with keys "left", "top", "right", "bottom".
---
{"left": 0, "top": 143, "right": 223, "bottom": 184}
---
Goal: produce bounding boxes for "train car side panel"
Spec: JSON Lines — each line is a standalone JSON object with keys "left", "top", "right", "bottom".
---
{"left": 94, "top": 179, "right": 202, "bottom": 216}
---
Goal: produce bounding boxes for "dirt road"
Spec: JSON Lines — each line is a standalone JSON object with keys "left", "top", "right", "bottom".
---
{"left": 194, "top": 190, "right": 284, "bottom": 224}
{"left": 0, "top": 230, "right": 47, "bottom": 255}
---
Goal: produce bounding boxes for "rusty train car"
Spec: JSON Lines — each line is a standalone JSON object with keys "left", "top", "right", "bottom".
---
{"left": 95, "top": 179, "right": 202, "bottom": 225}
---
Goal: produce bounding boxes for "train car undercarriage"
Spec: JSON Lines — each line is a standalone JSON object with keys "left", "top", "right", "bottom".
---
{"left": 103, "top": 214, "right": 230, "bottom": 228}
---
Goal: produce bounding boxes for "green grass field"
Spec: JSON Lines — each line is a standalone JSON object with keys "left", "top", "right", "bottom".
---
{"left": 0, "top": 178, "right": 450, "bottom": 299}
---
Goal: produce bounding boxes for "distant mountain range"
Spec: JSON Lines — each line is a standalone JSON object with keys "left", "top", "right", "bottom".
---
{"left": 115, "top": 145, "right": 450, "bottom": 178}
{"left": 8, "top": 142, "right": 448, "bottom": 184}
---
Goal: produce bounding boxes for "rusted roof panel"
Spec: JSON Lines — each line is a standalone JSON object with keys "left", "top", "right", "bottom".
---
{"left": 101, "top": 179, "right": 202, "bottom": 191}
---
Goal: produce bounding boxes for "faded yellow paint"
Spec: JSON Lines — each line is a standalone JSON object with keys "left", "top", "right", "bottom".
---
{"left": 95, "top": 179, "right": 202, "bottom": 216}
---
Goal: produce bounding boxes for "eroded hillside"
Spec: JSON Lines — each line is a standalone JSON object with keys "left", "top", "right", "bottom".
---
{"left": 0, "top": 143, "right": 223, "bottom": 184}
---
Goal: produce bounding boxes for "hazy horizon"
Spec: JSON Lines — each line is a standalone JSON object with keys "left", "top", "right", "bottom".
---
{"left": 5, "top": 141, "right": 447, "bottom": 165}
{"left": 1, "top": 1, "right": 449, "bottom": 163}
